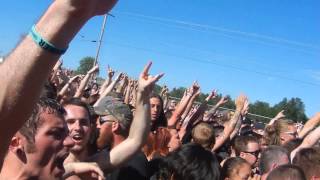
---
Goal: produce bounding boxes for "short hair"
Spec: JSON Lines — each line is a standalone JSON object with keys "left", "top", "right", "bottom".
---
{"left": 62, "top": 98, "right": 92, "bottom": 123}
{"left": 293, "top": 147, "right": 320, "bottom": 180}
{"left": 213, "top": 125, "right": 224, "bottom": 136}
{"left": 234, "top": 136, "right": 258, "bottom": 156}
{"left": 259, "top": 145, "right": 289, "bottom": 174}
{"left": 156, "top": 143, "right": 221, "bottom": 180}
{"left": 40, "top": 81, "right": 58, "bottom": 99}
{"left": 192, "top": 122, "right": 215, "bottom": 149}
{"left": 221, "top": 157, "right": 250, "bottom": 179}
{"left": 266, "top": 164, "right": 306, "bottom": 180}
{"left": 19, "top": 98, "right": 66, "bottom": 147}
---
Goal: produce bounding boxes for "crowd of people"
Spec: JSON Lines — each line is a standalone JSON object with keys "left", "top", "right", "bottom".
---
{"left": 0, "top": 0, "right": 319, "bottom": 180}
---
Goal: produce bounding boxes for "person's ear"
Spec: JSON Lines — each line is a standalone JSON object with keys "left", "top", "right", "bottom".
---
{"left": 271, "top": 163, "right": 278, "bottom": 171}
{"left": 239, "top": 152, "right": 246, "bottom": 159}
{"left": 280, "top": 135, "right": 286, "bottom": 143}
{"left": 111, "top": 121, "right": 120, "bottom": 132}
{"left": 9, "top": 135, "right": 27, "bottom": 163}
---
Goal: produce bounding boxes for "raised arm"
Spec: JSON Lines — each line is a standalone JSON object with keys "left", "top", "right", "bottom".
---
{"left": 268, "top": 110, "right": 286, "bottom": 126}
{"left": 124, "top": 78, "right": 134, "bottom": 104}
{"left": 204, "top": 95, "right": 228, "bottom": 121}
{"left": 99, "top": 65, "right": 114, "bottom": 94}
{"left": 291, "top": 126, "right": 320, "bottom": 161}
{"left": 50, "top": 59, "right": 63, "bottom": 82}
{"left": 298, "top": 112, "right": 320, "bottom": 138}
{"left": 108, "top": 62, "right": 163, "bottom": 170}
{"left": 58, "top": 75, "right": 81, "bottom": 99}
{"left": 230, "top": 98, "right": 249, "bottom": 139}
{"left": 181, "top": 82, "right": 201, "bottom": 120}
{"left": 115, "top": 74, "right": 128, "bottom": 95}
{"left": 74, "top": 65, "right": 99, "bottom": 98}
{"left": 94, "top": 72, "right": 123, "bottom": 106}
{"left": 167, "top": 88, "right": 194, "bottom": 128}
{"left": 0, "top": 0, "right": 118, "bottom": 167}
{"left": 212, "top": 94, "right": 247, "bottom": 151}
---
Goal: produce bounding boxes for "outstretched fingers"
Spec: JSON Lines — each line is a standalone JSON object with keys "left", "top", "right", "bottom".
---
{"left": 141, "top": 61, "right": 152, "bottom": 79}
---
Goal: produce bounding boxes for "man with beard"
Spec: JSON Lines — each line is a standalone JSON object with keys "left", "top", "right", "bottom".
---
{"left": 63, "top": 62, "right": 163, "bottom": 179}
{"left": 95, "top": 97, "right": 149, "bottom": 180}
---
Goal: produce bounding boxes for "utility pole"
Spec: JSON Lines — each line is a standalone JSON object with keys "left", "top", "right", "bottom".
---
{"left": 91, "top": 13, "right": 115, "bottom": 83}
{"left": 93, "top": 14, "right": 108, "bottom": 66}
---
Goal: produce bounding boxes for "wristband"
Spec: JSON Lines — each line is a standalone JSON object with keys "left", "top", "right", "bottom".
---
{"left": 29, "top": 25, "right": 68, "bottom": 55}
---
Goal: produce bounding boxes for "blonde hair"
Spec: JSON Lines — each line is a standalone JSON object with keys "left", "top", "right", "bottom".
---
{"left": 264, "top": 118, "right": 295, "bottom": 145}
{"left": 191, "top": 122, "right": 215, "bottom": 149}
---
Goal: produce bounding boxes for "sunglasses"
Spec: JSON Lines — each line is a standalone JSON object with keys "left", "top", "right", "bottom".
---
{"left": 99, "top": 116, "right": 116, "bottom": 125}
{"left": 283, "top": 131, "right": 298, "bottom": 138}
{"left": 243, "top": 150, "right": 260, "bottom": 157}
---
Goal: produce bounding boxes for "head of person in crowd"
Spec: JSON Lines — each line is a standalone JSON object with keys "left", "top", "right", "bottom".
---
{"left": 220, "top": 157, "right": 251, "bottom": 180}
{"left": 62, "top": 98, "right": 93, "bottom": 157}
{"left": 253, "top": 122, "right": 265, "bottom": 136}
{"left": 143, "top": 127, "right": 181, "bottom": 160}
{"left": 90, "top": 82, "right": 99, "bottom": 95}
{"left": 213, "top": 125, "right": 225, "bottom": 143}
{"left": 168, "top": 99, "right": 177, "bottom": 111}
{"left": 264, "top": 118, "right": 297, "bottom": 146}
{"left": 154, "top": 143, "right": 221, "bottom": 180}
{"left": 0, "top": 98, "right": 74, "bottom": 179}
{"left": 41, "top": 81, "right": 58, "bottom": 99}
{"left": 259, "top": 145, "right": 290, "bottom": 180}
{"left": 283, "top": 138, "right": 303, "bottom": 154}
{"left": 234, "top": 136, "right": 260, "bottom": 167}
{"left": 150, "top": 93, "right": 167, "bottom": 131}
{"left": 94, "top": 96, "right": 133, "bottom": 149}
{"left": 266, "top": 164, "right": 306, "bottom": 180}
{"left": 215, "top": 110, "right": 234, "bottom": 126}
{"left": 239, "top": 125, "right": 254, "bottom": 136}
{"left": 191, "top": 122, "right": 215, "bottom": 150}
{"left": 293, "top": 147, "right": 320, "bottom": 180}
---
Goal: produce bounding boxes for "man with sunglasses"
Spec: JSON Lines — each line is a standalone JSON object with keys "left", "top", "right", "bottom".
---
{"left": 94, "top": 96, "right": 149, "bottom": 180}
{"left": 234, "top": 135, "right": 260, "bottom": 167}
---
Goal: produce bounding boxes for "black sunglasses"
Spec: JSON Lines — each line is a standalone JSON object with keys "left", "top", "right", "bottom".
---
{"left": 243, "top": 150, "right": 260, "bottom": 157}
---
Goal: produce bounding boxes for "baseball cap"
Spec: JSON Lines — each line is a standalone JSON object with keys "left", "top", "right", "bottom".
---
{"left": 94, "top": 96, "right": 133, "bottom": 131}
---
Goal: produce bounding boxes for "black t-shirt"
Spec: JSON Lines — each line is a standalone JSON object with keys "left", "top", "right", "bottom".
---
{"left": 106, "top": 151, "right": 149, "bottom": 180}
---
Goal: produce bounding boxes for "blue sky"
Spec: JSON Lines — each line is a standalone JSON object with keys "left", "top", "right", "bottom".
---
{"left": 0, "top": 0, "right": 319, "bottom": 117}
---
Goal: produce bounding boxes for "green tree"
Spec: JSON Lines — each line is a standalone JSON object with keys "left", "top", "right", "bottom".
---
{"left": 273, "top": 98, "right": 307, "bottom": 122}
{"left": 250, "top": 101, "right": 272, "bottom": 116}
{"left": 170, "top": 87, "right": 186, "bottom": 99}
{"left": 74, "top": 56, "right": 95, "bottom": 75}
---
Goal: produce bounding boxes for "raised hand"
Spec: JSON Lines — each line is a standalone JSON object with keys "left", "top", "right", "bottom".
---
{"left": 190, "top": 81, "right": 200, "bottom": 94}
{"left": 235, "top": 94, "right": 248, "bottom": 111}
{"left": 205, "top": 89, "right": 218, "bottom": 101}
{"left": 274, "top": 110, "right": 285, "bottom": 120}
{"left": 241, "top": 98, "right": 250, "bottom": 116}
{"left": 217, "top": 96, "right": 228, "bottom": 106}
{"left": 107, "top": 65, "right": 115, "bottom": 78}
{"left": 137, "top": 62, "right": 164, "bottom": 95}
{"left": 69, "top": 75, "right": 81, "bottom": 83}
{"left": 115, "top": 72, "right": 124, "bottom": 82}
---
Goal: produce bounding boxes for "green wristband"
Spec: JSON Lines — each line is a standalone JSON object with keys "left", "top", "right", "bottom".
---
{"left": 29, "top": 25, "right": 68, "bottom": 55}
